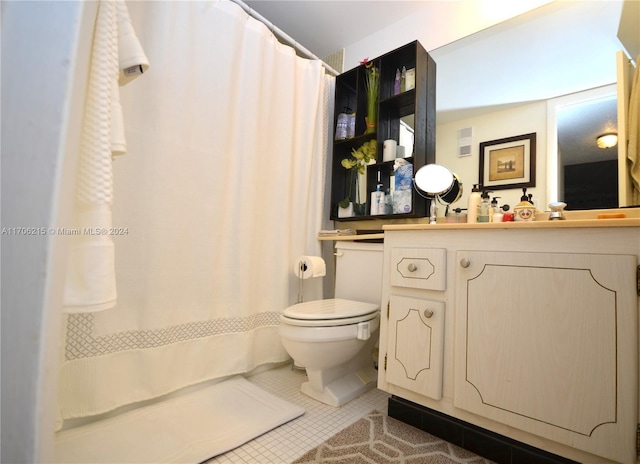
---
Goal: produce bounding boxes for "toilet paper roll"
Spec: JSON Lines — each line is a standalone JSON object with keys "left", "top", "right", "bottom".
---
{"left": 294, "top": 256, "right": 326, "bottom": 279}
{"left": 383, "top": 139, "right": 397, "bottom": 162}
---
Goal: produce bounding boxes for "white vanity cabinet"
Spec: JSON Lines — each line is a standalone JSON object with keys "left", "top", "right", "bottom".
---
{"left": 377, "top": 224, "right": 640, "bottom": 464}
{"left": 383, "top": 247, "right": 447, "bottom": 401}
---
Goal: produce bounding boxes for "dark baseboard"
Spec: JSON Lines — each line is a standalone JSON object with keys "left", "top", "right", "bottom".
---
{"left": 388, "top": 396, "right": 580, "bottom": 464}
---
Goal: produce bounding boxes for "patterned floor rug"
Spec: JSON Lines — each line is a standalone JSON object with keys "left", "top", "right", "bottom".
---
{"left": 292, "top": 410, "right": 494, "bottom": 464}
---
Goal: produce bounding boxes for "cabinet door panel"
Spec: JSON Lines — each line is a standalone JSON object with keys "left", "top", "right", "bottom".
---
{"left": 387, "top": 295, "right": 445, "bottom": 400}
{"left": 454, "top": 251, "right": 638, "bottom": 464}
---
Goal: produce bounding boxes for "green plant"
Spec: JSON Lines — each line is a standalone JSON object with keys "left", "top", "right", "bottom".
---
{"left": 363, "top": 60, "right": 379, "bottom": 133}
{"left": 338, "top": 139, "right": 377, "bottom": 208}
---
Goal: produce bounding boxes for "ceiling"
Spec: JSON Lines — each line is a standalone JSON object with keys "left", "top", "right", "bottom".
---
{"left": 243, "top": 1, "right": 434, "bottom": 60}
{"left": 557, "top": 96, "right": 618, "bottom": 165}
{"left": 244, "top": 0, "right": 626, "bottom": 166}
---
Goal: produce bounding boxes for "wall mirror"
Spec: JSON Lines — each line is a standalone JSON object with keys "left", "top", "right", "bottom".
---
{"left": 399, "top": 115, "right": 414, "bottom": 158}
{"left": 429, "top": 0, "right": 636, "bottom": 209}
{"left": 554, "top": 86, "right": 619, "bottom": 209}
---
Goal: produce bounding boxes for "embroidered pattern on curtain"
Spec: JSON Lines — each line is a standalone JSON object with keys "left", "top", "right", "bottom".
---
{"left": 64, "top": 313, "right": 281, "bottom": 360}
{"left": 58, "top": 0, "right": 332, "bottom": 420}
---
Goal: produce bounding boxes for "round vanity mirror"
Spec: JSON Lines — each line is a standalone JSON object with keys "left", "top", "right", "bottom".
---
{"left": 414, "top": 164, "right": 463, "bottom": 224}
{"left": 414, "top": 164, "right": 462, "bottom": 203}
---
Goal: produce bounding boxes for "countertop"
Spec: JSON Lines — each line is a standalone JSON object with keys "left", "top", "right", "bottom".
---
{"left": 383, "top": 217, "right": 640, "bottom": 231}
{"left": 318, "top": 208, "right": 640, "bottom": 240}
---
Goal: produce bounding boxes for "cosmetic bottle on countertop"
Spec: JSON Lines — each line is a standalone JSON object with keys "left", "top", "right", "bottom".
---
{"left": 467, "top": 184, "right": 481, "bottom": 223}
{"left": 491, "top": 197, "right": 503, "bottom": 223}
{"left": 514, "top": 188, "right": 536, "bottom": 222}
{"left": 477, "top": 191, "right": 492, "bottom": 222}
{"left": 446, "top": 207, "right": 468, "bottom": 223}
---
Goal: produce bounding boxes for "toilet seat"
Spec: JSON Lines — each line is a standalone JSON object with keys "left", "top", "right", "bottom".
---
{"left": 281, "top": 298, "right": 379, "bottom": 327}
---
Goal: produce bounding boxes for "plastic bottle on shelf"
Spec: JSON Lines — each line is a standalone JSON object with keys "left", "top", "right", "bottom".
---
{"left": 384, "top": 189, "right": 392, "bottom": 214}
{"left": 467, "top": 184, "right": 481, "bottom": 223}
{"left": 347, "top": 111, "right": 356, "bottom": 139}
{"left": 335, "top": 107, "right": 351, "bottom": 140}
{"left": 370, "top": 184, "right": 384, "bottom": 215}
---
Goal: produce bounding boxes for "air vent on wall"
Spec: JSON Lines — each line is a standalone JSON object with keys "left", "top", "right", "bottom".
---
{"left": 458, "top": 127, "right": 473, "bottom": 157}
{"left": 323, "top": 49, "right": 344, "bottom": 74}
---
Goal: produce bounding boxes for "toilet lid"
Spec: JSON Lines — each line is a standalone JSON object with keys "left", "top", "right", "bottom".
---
{"left": 282, "top": 298, "right": 378, "bottom": 320}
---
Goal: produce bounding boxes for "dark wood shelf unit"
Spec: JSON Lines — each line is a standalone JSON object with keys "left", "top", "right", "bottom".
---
{"left": 330, "top": 40, "right": 436, "bottom": 221}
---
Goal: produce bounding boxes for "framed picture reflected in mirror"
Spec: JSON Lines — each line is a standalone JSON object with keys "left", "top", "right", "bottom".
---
{"left": 479, "top": 133, "right": 536, "bottom": 190}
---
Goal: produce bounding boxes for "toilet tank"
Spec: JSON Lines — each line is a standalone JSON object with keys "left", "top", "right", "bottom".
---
{"left": 334, "top": 241, "right": 383, "bottom": 306}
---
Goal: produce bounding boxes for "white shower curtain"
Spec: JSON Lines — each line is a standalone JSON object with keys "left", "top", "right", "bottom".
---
{"left": 58, "top": 0, "right": 332, "bottom": 419}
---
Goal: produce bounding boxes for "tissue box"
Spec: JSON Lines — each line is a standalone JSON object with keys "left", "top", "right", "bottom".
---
{"left": 393, "top": 164, "right": 413, "bottom": 214}
{"left": 394, "top": 164, "right": 413, "bottom": 191}
{"left": 393, "top": 189, "right": 412, "bottom": 214}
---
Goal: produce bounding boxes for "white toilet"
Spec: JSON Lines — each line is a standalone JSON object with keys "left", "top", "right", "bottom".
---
{"left": 279, "top": 241, "right": 383, "bottom": 407}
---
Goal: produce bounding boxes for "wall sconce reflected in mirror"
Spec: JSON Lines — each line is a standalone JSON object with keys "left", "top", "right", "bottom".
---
{"left": 596, "top": 133, "right": 618, "bottom": 149}
{"left": 414, "top": 164, "right": 463, "bottom": 224}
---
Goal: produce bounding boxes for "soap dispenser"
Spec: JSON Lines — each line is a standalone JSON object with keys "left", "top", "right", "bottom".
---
{"left": 467, "top": 184, "right": 481, "bottom": 223}
{"left": 477, "top": 191, "right": 492, "bottom": 222}
{"left": 491, "top": 197, "right": 503, "bottom": 222}
{"left": 514, "top": 187, "right": 536, "bottom": 222}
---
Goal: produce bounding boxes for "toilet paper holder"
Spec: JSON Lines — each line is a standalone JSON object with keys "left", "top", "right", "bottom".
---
{"left": 297, "top": 260, "right": 307, "bottom": 304}
{"left": 295, "top": 256, "right": 326, "bottom": 303}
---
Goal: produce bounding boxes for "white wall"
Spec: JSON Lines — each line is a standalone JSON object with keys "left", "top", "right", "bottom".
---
{"left": 0, "top": 2, "right": 94, "bottom": 462}
{"left": 342, "top": 0, "right": 552, "bottom": 72}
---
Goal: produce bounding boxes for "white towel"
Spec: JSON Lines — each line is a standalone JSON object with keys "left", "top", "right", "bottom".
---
{"left": 116, "top": 0, "right": 149, "bottom": 85}
{"left": 64, "top": 0, "right": 148, "bottom": 313}
{"left": 112, "top": 0, "right": 149, "bottom": 155}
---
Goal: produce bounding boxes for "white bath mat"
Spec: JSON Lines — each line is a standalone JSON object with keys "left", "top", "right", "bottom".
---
{"left": 54, "top": 376, "right": 305, "bottom": 463}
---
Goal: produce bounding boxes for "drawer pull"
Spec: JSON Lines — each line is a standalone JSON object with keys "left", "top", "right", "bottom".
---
{"left": 423, "top": 309, "right": 434, "bottom": 318}
{"left": 407, "top": 263, "right": 418, "bottom": 272}
{"left": 460, "top": 258, "right": 470, "bottom": 268}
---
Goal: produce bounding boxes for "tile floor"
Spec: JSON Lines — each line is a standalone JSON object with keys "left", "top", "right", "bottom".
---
{"left": 205, "top": 363, "right": 390, "bottom": 464}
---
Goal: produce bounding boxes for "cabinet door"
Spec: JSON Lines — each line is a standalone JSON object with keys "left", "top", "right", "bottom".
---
{"left": 454, "top": 251, "right": 638, "bottom": 464}
{"left": 386, "top": 295, "right": 445, "bottom": 400}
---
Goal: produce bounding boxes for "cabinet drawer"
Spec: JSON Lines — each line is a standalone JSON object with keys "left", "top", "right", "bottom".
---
{"left": 390, "top": 247, "right": 446, "bottom": 290}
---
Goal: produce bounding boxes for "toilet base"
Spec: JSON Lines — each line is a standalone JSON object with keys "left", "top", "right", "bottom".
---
{"left": 301, "top": 365, "right": 378, "bottom": 407}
